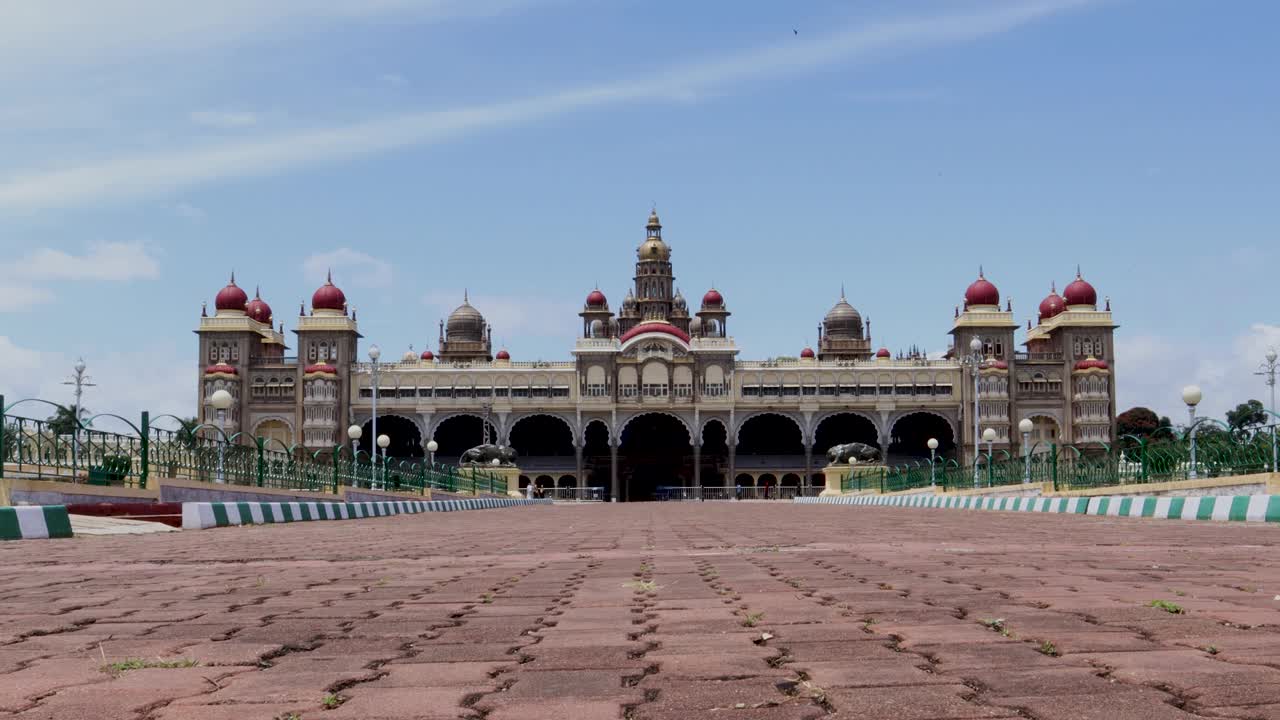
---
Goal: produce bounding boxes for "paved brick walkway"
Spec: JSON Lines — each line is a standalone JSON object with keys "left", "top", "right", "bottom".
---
{"left": 3, "top": 504, "right": 1280, "bottom": 719}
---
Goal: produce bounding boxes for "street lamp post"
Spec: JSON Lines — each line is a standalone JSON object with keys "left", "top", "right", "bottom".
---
{"left": 377, "top": 433, "right": 390, "bottom": 489}
{"left": 426, "top": 439, "right": 439, "bottom": 467}
{"left": 62, "top": 359, "right": 94, "bottom": 482}
{"left": 347, "top": 424, "right": 363, "bottom": 487}
{"left": 210, "top": 389, "right": 233, "bottom": 484}
{"left": 964, "top": 336, "right": 984, "bottom": 484}
{"left": 1018, "top": 417, "right": 1034, "bottom": 484}
{"left": 981, "top": 427, "right": 997, "bottom": 487}
{"left": 926, "top": 437, "right": 939, "bottom": 487}
{"left": 368, "top": 344, "right": 381, "bottom": 479}
{"left": 1183, "top": 385, "right": 1202, "bottom": 480}
{"left": 1258, "top": 349, "right": 1278, "bottom": 473}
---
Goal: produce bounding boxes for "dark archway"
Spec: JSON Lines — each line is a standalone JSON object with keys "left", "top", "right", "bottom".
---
{"left": 534, "top": 474, "right": 554, "bottom": 488}
{"left": 619, "top": 413, "right": 691, "bottom": 501}
{"left": 781, "top": 473, "right": 801, "bottom": 487}
{"left": 737, "top": 413, "right": 804, "bottom": 455}
{"left": 813, "top": 413, "right": 880, "bottom": 458}
{"left": 889, "top": 412, "right": 955, "bottom": 463}
{"left": 359, "top": 416, "right": 422, "bottom": 459}
{"left": 700, "top": 419, "right": 729, "bottom": 487}
{"left": 432, "top": 415, "right": 498, "bottom": 463}
{"left": 582, "top": 420, "right": 611, "bottom": 492}
{"left": 509, "top": 415, "right": 575, "bottom": 457}
{"left": 557, "top": 474, "right": 575, "bottom": 488}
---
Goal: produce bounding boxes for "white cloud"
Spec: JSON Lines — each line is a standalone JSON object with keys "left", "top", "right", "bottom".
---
{"left": 0, "top": 283, "right": 55, "bottom": 313}
{"left": 190, "top": 110, "right": 259, "bottom": 128}
{"left": 302, "top": 248, "right": 393, "bottom": 288}
{"left": 0, "top": 0, "right": 1100, "bottom": 211}
{"left": 13, "top": 241, "right": 160, "bottom": 281}
{"left": 423, "top": 289, "right": 577, "bottom": 344}
{"left": 173, "top": 201, "right": 207, "bottom": 221}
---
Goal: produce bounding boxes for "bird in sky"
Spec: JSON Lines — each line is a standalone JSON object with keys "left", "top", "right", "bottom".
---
{"left": 793, "top": 28, "right": 799, "bottom": 35}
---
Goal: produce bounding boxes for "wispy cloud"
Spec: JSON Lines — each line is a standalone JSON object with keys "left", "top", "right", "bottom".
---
{"left": 0, "top": 0, "right": 1100, "bottom": 212}
{"left": 302, "top": 248, "right": 393, "bottom": 288}
{"left": 13, "top": 241, "right": 160, "bottom": 281}
{"left": 0, "top": 284, "right": 55, "bottom": 313}
{"left": 191, "top": 110, "right": 259, "bottom": 128}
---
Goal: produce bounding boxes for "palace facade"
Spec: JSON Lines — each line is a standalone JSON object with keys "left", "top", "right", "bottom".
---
{"left": 195, "top": 211, "right": 1118, "bottom": 501}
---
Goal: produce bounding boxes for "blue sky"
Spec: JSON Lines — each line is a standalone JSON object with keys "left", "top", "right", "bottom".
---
{"left": 1, "top": 0, "right": 1277, "bottom": 423}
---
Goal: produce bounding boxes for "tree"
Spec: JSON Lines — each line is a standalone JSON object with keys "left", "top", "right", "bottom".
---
{"left": 1117, "top": 407, "right": 1160, "bottom": 437}
{"left": 45, "top": 404, "right": 88, "bottom": 436}
{"left": 1226, "top": 400, "right": 1267, "bottom": 435}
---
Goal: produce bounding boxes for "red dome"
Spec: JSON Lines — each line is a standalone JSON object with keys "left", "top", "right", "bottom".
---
{"left": 619, "top": 322, "right": 692, "bottom": 345}
{"left": 983, "top": 359, "right": 1009, "bottom": 370}
{"left": 1074, "top": 356, "right": 1108, "bottom": 371}
{"left": 205, "top": 363, "right": 238, "bottom": 376}
{"left": 303, "top": 362, "right": 337, "bottom": 375}
{"left": 585, "top": 289, "right": 607, "bottom": 307}
{"left": 1063, "top": 270, "right": 1097, "bottom": 307}
{"left": 963, "top": 270, "right": 1000, "bottom": 307}
{"left": 214, "top": 274, "right": 248, "bottom": 312}
{"left": 311, "top": 271, "right": 347, "bottom": 312}
{"left": 800, "top": 347, "right": 815, "bottom": 359}
{"left": 420, "top": 350, "right": 435, "bottom": 361}
{"left": 702, "top": 288, "right": 724, "bottom": 307}
{"left": 875, "top": 347, "right": 891, "bottom": 358}
{"left": 1038, "top": 284, "right": 1065, "bottom": 321}
{"left": 495, "top": 349, "right": 510, "bottom": 360}
{"left": 245, "top": 287, "right": 272, "bottom": 324}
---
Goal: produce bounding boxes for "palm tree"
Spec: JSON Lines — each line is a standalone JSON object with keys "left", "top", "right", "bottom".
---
{"left": 177, "top": 416, "right": 200, "bottom": 448}
{"left": 46, "top": 404, "right": 88, "bottom": 436}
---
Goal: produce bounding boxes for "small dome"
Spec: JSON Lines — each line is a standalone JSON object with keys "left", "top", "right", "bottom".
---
{"left": 983, "top": 358, "right": 1010, "bottom": 370}
{"left": 638, "top": 237, "right": 671, "bottom": 261}
{"left": 585, "top": 289, "right": 607, "bottom": 308}
{"left": 1038, "top": 283, "right": 1065, "bottom": 321}
{"left": 1074, "top": 356, "right": 1109, "bottom": 371}
{"left": 495, "top": 349, "right": 510, "bottom": 360}
{"left": 1063, "top": 270, "right": 1097, "bottom": 307}
{"left": 402, "top": 349, "right": 417, "bottom": 363}
{"left": 824, "top": 294, "right": 863, "bottom": 338}
{"left": 446, "top": 294, "right": 486, "bottom": 342}
{"left": 875, "top": 347, "right": 891, "bottom": 359}
{"left": 964, "top": 269, "right": 1000, "bottom": 307}
{"left": 800, "top": 347, "right": 815, "bottom": 359}
{"left": 205, "top": 363, "right": 238, "bottom": 376}
{"left": 245, "top": 286, "right": 272, "bottom": 324}
{"left": 702, "top": 288, "right": 724, "bottom": 307}
{"left": 214, "top": 274, "right": 248, "bottom": 313}
{"left": 312, "top": 271, "right": 347, "bottom": 312}
{"left": 420, "top": 350, "right": 435, "bottom": 361}
{"left": 303, "top": 362, "right": 337, "bottom": 375}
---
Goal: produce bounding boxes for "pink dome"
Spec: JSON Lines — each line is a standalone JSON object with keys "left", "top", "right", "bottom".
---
{"left": 303, "top": 362, "right": 337, "bottom": 375}
{"left": 875, "top": 347, "right": 891, "bottom": 359}
{"left": 585, "top": 289, "right": 607, "bottom": 307}
{"left": 420, "top": 350, "right": 435, "bottom": 360}
{"left": 984, "top": 359, "right": 1010, "bottom": 370}
{"left": 245, "top": 287, "right": 272, "bottom": 324}
{"left": 495, "top": 349, "right": 510, "bottom": 360}
{"left": 619, "top": 322, "right": 692, "bottom": 344}
{"left": 1038, "top": 283, "right": 1065, "bottom": 320}
{"left": 1063, "top": 270, "right": 1097, "bottom": 307}
{"left": 205, "top": 363, "right": 238, "bottom": 376}
{"left": 964, "top": 270, "right": 1000, "bottom": 307}
{"left": 702, "top": 288, "right": 724, "bottom": 307}
{"left": 800, "top": 347, "right": 815, "bottom": 359}
{"left": 214, "top": 274, "right": 248, "bottom": 312}
{"left": 1074, "top": 356, "right": 1109, "bottom": 371}
{"left": 311, "top": 271, "right": 347, "bottom": 312}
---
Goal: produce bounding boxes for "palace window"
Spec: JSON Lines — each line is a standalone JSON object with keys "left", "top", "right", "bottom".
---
{"left": 934, "top": 384, "right": 953, "bottom": 396}
{"left": 703, "top": 383, "right": 726, "bottom": 397}
{"left": 860, "top": 385, "right": 877, "bottom": 396}
{"left": 474, "top": 387, "right": 493, "bottom": 398}
{"left": 511, "top": 387, "right": 531, "bottom": 398}
{"left": 620, "top": 384, "right": 638, "bottom": 398}
{"left": 585, "top": 383, "right": 609, "bottom": 397}
{"left": 493, "top": 387, "right": 509, "bottom": 397}
{"left": 819, "top": 385, "right": 837, "bottom": 396}
{"left": 531, "top": 386, "right": 550, "bottom": 398}
{"left": 673, "top": 384, "right": 692, "bottom": 398}
{"left": 741, "top": 385, "right": 760, "bottom": 397}
{"left": 802, "top": 385, "right": 817, "bottom": 396}
{"left": 642, "top": 383, "right": 669, "bottom": 397}
{"left": 551, "top": 386, "right": 570, "bottom": 398}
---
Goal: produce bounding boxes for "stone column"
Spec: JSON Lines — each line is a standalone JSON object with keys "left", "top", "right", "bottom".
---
{"left": 726, "top": 441, "right": 736, "bottom": 488}
{"left": 693, "top": 443, "right": 702, "bottom": 489}
{"left": 610, "top": 442, "right": 619, "bottom": 502}
{"left": 575, "top": 444, "right": 584, "bottom": 491}
{"left": 803, "top": 443, "right": 813, "bottom": 491}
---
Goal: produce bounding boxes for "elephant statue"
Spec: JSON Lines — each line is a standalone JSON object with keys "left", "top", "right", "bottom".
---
{"left": 460, "top": 444, "right": 518, "bottom": 467}
{"left": 825, "top": 442, "right": 881, "bottom": 466}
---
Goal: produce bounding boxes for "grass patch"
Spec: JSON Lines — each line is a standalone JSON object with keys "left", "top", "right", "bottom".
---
{"left": 980, "top": 618, "right": 1012, "bottom": 637}
{"left": 740, "top": 611, "right": 765, "bottom": 628}
{"left": 1036, "top": 640, "right": 1059, "bottom": 657}
{"left": 321, "top": 693, "right": 345, "bottom": 709}
{"left": 624, "top": 580, "right": 658, "bottom": 593}
{"left": 1149, "top": 599, "right": 1185, "bottom": 614}
{"left": 1202, "top": 645, "right": 1219, "bottom": 655}
{"left": 480, "top": 593, "right": 494, "bottom": 604}
{"left": 103, "top": 657, "right": 199, "bottom": 675}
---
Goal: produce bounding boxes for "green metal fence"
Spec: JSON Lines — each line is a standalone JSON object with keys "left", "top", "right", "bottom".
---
{"left": 1, "top": 394, "right": 508, "bottom": 496}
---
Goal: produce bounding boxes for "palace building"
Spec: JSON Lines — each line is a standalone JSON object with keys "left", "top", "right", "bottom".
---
{"left": 195, "top": 210, "right": 1118, "bottom": 501}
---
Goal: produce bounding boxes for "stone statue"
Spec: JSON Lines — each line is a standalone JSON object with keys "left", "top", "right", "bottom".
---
{"left": 826, "top": 442, "right": 881, "bottom": 466}
{"left": 460, "top": 443, "right": 518, "bottom": 466}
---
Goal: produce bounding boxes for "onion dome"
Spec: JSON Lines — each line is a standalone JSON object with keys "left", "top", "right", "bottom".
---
{"left": 303, "top": 362, "right": 338, "bottom": 376}
{"left": 420, "top": 349, "right": 435, "bottom": 361}
{"left": 1074, "top": 356, "right": 1109, "bottom": 371}
{"left": 638, "top": 210, "right": 671, "bottom": 261}
{"left": 824, "top": 290, "right": 864, "bottom": 339}
{"left": 245, "top": 286, "right": 272, "bottom": 324}
{"left": 585, "top": 289, "right": 607, "bottom": 308}
{"left": 702, "top": 288, "right": 724, "bottom": 308}
{"left": 402, "top": 349, "right": 417, "bottom": 363}
{"left": 495, "top": 349, "right": 510, "bottom": 360}
{"left": 619, "top": 322, "right": 692, "bottom": 344}
{"left": 1063, "top": 268, "right": 1097, "bottom": 308}
{"left": 673, "top": 288, "right": 687, "bottom": 311}
{"left": 1038, "top": 282, "right": 1065, "bottom": 321}
{"left": 311, "top": 270, "right": 347, "bottom": 313}
{"left": 983, "top": 358, "right": 1010, "bottom": 370}
{"left": 963, "top": 268, "right": 1000, "bottom": 308}
{"left": 446, "top": 292, "right": 486, "bottom": 342}
{"left": 800, "top": 347, "right": 815, "bottom": 359}
{"left": 875, "top": 347, "right": 891, "bottom": 359}
{"left": 205, "top": 363, "right": 238, "bottom": 376}
{"left": 214, "top": 273, "right": 248, "bottom": 313}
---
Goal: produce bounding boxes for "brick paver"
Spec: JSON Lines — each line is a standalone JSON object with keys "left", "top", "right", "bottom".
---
{"left": 3, "top": 504, "right": 1280, "bottom": 718}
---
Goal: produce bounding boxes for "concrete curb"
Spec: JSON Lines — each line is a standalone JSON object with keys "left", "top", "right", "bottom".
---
{"left": 0, "top": 505, "right": 75, "bottom": 540}
{"left": 795, "top": 493, "right": 1280, "bottom": 523}
{"left": 182, "top": 497, "right": 550, "bottom": 530}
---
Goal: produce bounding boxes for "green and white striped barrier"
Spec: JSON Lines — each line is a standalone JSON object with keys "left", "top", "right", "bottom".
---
{"left": 796, "top": 493, "right": 1280, "bottom": 523}
{"left": 0, "top": 505, "right": 74, "bottom": 540}
{"left": 182, "top": 497, "right": 550, "bottom": 530}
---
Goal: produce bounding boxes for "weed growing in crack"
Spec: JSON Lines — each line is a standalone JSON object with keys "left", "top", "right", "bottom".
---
{"left": 321, "top": 693, "right": 345, "bottom": 709}
{"left": 102, "top": 658, "right": 198, "bottom": 675}
{"left": 1202, "top": 645, "right": 1219, "bottom": 655}
{"left": 480, "top": 593, "right": 495, "bottom": 604}
{"left": 1036, "top": 640, "right": 1059, "bottom": 657}
{"left": 741, "top": 611, "right": 765, "bottom": 628}
{"left": 980, "top": 618, "right": 1012, "bottom": 637}
{"left": 625, "top": 580, "right": 658, "bottom": 593}
{"left": 1148, "top": 599, "right": 1185, "bottom": 614}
